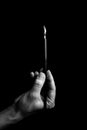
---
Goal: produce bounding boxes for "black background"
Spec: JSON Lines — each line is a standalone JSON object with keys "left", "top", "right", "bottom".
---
{"left": 0, "top": 3, "right": 81, "bottom": 129}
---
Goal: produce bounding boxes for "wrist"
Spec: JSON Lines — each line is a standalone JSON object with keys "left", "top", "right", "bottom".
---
{"left": 0, "top": 104, "right": 23, "bottom": 129}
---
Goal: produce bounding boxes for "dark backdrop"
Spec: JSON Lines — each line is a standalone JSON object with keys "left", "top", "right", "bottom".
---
{"left": 0, "top": 5, "right": 79, "bottom": 129}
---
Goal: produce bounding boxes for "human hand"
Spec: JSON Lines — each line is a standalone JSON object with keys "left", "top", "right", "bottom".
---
{"left": 15, "top": 70, "right": 56, "bottom": 114}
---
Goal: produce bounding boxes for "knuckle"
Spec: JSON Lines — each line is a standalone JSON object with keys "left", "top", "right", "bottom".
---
{"left": 34, "top": 73, "right": 45, "bottom": 86}
{"left": 46, "top": 97, "right": 55, "bottom": 109}
{"left": 35, "top": 79, "right": 43, "bottom": 86}
{"left": 40, "top": 72, "right": 46, "bottom": 79}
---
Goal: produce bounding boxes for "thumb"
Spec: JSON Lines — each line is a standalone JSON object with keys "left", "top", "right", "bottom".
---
{"left": 31, "top": 72, "right": 46, "bottom": 95}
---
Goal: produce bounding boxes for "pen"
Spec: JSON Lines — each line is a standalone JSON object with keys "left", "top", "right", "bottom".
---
{"left": 43, "top": 25, "right": 47, "bottom": 73}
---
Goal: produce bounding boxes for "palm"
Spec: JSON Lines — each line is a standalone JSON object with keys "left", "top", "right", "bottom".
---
{"left": 25, "top": 91, "right": 44, "bottom": 111}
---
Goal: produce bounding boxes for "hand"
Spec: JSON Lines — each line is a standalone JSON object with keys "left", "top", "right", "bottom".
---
{"left": 15, "top": 70, "right": 56, "bottom": 114}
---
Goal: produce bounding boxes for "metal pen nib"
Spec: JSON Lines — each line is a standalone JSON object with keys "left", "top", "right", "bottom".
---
{"left": 43, "top": 26, "right": 47, "bottom": 72}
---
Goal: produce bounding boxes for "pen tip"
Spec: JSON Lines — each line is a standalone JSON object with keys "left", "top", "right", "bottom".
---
{"left": 43, "top": 25, "right": 46, "bottom": 34}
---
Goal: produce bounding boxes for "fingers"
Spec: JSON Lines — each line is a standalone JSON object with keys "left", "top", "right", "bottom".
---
{"left": 30, "top": 72, "right": 34, "bottom": 77}
{"left": 46, "top": 70, "right": 56, "bottom": 109}
{"left": 31, "top": 72, "right": 46, "bottom": 95}
{"left": 35, "top": 71, "right": 39, "bottom": 76}
{"left": 30, "top": 70, "right": 56, "bottom": 109}
{"left": 47, "top": 70, "right": 56, "bottom": 91}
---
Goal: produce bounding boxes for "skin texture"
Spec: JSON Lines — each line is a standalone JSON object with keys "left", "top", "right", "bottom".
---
{"left": 16, "top": 70, "right": 56, "bottom": 112}
{"left": 0, "top": 70, "right": 56, "bottom": 129}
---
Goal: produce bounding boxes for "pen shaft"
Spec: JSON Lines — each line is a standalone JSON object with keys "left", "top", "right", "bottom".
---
{"left": 44, "top": 35, "right": 47, "bottom": 72}
{"left": 44, "top": 26, "right": 47, "bottom": 72}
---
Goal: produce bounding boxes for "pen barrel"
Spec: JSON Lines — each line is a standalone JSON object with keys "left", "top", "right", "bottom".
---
{"left": 44, "top": 35, "right": 47, "bottom": 73}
